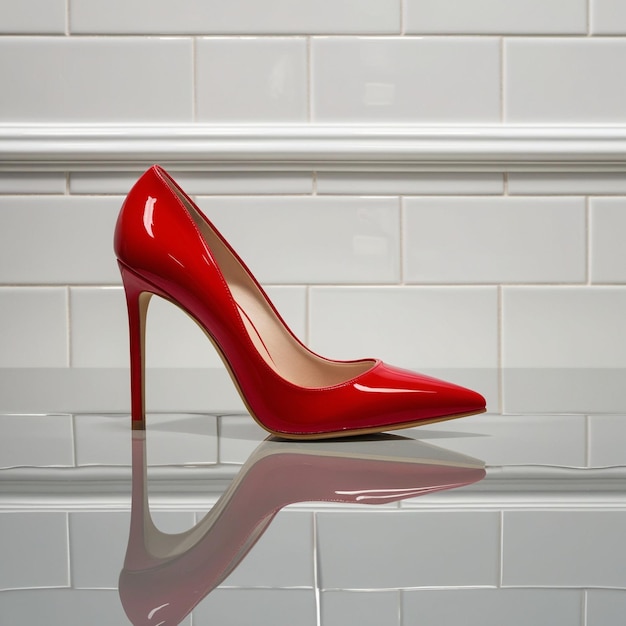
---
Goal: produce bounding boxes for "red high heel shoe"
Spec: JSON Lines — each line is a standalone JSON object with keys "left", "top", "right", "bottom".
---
{"left": 119, "top": 431, "right": 486, "bottom": 625}
{"left": 114, "top": 165, "right": 486, "bottom": 438}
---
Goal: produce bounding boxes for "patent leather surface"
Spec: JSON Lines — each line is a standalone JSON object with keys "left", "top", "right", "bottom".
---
{"left": 114, "top": 165, "right": 486, "bottom": 438}
{"left": 119, "top": 432, "right": 486, "bottom": 625}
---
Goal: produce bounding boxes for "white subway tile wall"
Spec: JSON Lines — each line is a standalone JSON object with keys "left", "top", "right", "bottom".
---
{"left": 316, "top": 511, "right": 500, "bottom": 588}
{"left": 591, "top": 0, "right": 626, "bottom": 34}
{"left": 68, "top": 0, "right": 400, "bottom": 35}
{"left": 502, "top": 511, "right": 626, "bottom": 587}
{"left": 0, "top": 288, "right": 68, "bottom": 367}
{"left": 590, "top": 197, "right": 626, "bottom": 283}
{"left": 321, "top": 591, "right": 400, "bottom": 626}
{"left": 196, "top": 196, "right": 401, "bottom": 284}
{"left": 0, "top": 0, "right": 66, "bottom": 34}
{"left": 311, "top": 37, "right": 501, "bottom": 122}
{"left": 196, "top": 38, "right": 308, "bottom": 122}
{"left": 1, "top": 3, "right": 625, "bottom": 416}
{"left": 2, "top": 6, "right": 626, "bottom": 622}
{"left": 401, "top": 589, "right": 583, "bottom": 626}
{"left": 0, "top": 197, "right": 121, "bottom": 284}
{"left": 505, "top": 39, "right": 626, "bottom": 122}
{"left": 405, "top": 0, "right": 587, "bottom": 34}
{"left": 0, "top": 512, "right": 69, "bottom": 590}
{"left": 403, "top": 197, "right": 586, "bottom": 284}
{"left": 0, "top": 37, "right": 193, "bottom": 122}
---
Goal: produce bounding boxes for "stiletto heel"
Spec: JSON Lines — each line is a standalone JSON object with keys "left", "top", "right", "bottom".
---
{"left": 119, "top": 263, "right": 156, "bottom": 431}
{"left": 115, "top": 165, "right": 486, "bottom": 438}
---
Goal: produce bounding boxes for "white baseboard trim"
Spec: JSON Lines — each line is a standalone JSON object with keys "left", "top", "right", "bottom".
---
{"left": 2, "top": 124, "right": 626, "bottom": 172}
{"left": 2, "top": 466, "right": 625, "bottom": 511}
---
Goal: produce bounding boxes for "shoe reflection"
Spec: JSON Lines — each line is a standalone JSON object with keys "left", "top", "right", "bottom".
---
{"left": 119, "top": 431, "right": 486, "bottom": 625}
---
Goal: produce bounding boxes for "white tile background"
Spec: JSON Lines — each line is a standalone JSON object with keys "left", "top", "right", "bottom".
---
{"left": 0, "top": 2, "right": 624, "bottom": 413}
{"left": 1, "top": 4, "right": 626, "bottom": 622}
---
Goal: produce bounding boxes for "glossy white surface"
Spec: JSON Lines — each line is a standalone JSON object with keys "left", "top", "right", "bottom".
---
{"left": 406, "top": 414, "right": 587, "bottom": 468}
{"left": 0, "top": 590, "right": 130, "bottom": 626}
{"left": 193, "top": 589, "right": 317, "bottom": 626}
{"left": 317, "top": 511, "right": 500, "bottom": 588}
{"left": 197, "top": 196, "right": 400, "bottom": 284}
{"left": 196, "top": 38, "right": 308, "bottom": 122}
{"left": 312, "top": 37, "right": 500, "bottom": 122}
{"left": 405, "top": 0, "right": 586, "bottom": 34}
{"left": 590, "top": 198, "right": 626, "bottom": 283}
{"left": 321, "top": 591, "right": 400, "bottom": 626}
{"left": 309, "top": 286, "right": 498, "bottom": 368}
{"left": 0, "top": 0, "right": 66, "bottom": 34}
{"left": 502, "top": 287, "right": 626, "bottom": 368}
{"left": 74, "top": 414, "right": 218, "bottom": 466}
{"left": 0, "top": 513, "right": 68, "bottom": 589}
{"left": 505, "top": 39, "right": 626, "bottom": 122}
{"left": 503, "top": 368, "right": 626, "bottom": 415}
{"left": 586, "top": 590, "right": 626, "bottom": 625}
{"left": 0, "top": 196, "right": 120, "bottom": 284}
{"left": 70, "top": 288, "right": 127, "bottom": 368}
{"left": 0, "top": 37, "right": 192, "bottom": 122}
{"left": 402, "top": 589, "right": 583, "bottom": 626}
{"left": 1, "top": 409, "right": 625, "bottom": 624}
{"left": 316, "top": 172, "right": 504, "bottom": 195}
{"left": 0, "top": 414, "right": 74, "bottom": 468}
{"left": 502, "top": 511, "right": 626, "bottom": 587}
{"left": 588, "top": 415, "right": 626, "bottom": 467}
{"left": 591, "top": 0, "right": 626, "bottom": 34}
{"left": 0, "top": 172, "right": 66, "bottom": 194}
{"left": 69, "top": 0, "right": 400, "bottom": 34}
{"left": 0, "top": 288, "right": 68, "bottom": 367}
{"left": 404, "top": 197, "right": 585, "bottom": 283}
{"left": 508, "top": 172, "right": 626, "bottom": 195}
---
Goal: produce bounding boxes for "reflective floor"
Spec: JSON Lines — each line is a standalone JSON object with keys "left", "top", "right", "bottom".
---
{"left": 1, "top": 411, "right": 625, "bottom": 625}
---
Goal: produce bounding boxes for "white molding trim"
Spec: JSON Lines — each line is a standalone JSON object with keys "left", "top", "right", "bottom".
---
{"left": 2, "top": 466, "right": 625, "bottom": 511}
{"left": 2, "top": 124, "right": 626, "bottom": 172}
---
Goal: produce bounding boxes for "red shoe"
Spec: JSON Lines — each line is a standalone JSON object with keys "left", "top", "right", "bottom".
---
{"left": 119, "top": 431, "right": 486, "bottom": 625}
{"left": 114, "top": 165, "right": 486, "bottom": 438}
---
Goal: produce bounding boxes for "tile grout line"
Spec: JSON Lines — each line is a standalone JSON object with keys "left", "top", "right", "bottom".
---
{"left": 585, "top": 414, "right": 591, "bottom": 468}
{"left": 400, "top": 0, "right": 406, "bottom": 36}
{"left": 65, "top": 0, "right": 70, "bottom": 36}
{"left": 500, "top": 37, "right": 505, "bottom": 123}
{"left": 497, "top": 285, "right": 504, "bottom": 414}
{"left": 66, "top": 286, "right": 73, "bottom": 367}
{"left": 586, "top": 196, "right": 592, "bottom": 285}
{"left": 499, "top": 509, "right": 504, "bottom": 588}
{"left": 71, "top": 413, "right": 79, "bottom": 468}
{"left": 399, "top": 196, "right": 405, "bottom": 285}
{"left": 312, "top": 512, "right": 322, "bottom": 626}
{"left": 305, "top": 285, "right": 311, "bottom": 346}
{"left": 192, "top": 37, "right": 198, "bottom": 122}
{"left": 307, "top": 36, "right": 313, "bottom": 123}
{"left": 66, "top": 511, "right": 73, "bottom": 588}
